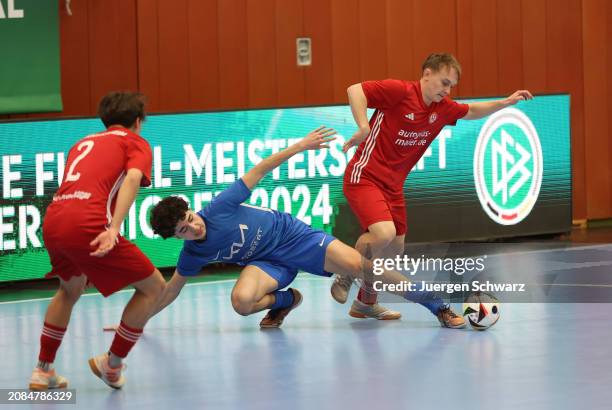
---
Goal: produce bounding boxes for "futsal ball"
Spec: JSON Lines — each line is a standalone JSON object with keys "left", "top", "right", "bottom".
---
{"left": 462, "top": 291, "right": 500, "bottom": 331}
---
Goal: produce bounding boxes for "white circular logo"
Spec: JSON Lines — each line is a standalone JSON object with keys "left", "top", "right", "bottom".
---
{"left": 473, "top": 108, "right": 543, "bottom": 225}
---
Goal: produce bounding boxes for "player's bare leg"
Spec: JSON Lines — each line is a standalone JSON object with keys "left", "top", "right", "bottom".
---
{"left": 89, "top": 269, "right": 166, "bottom": 389}
{"left": 350, "top": 231, "right": 403, "bottom": 319}
{"left": 231, "top": 265, "right": 302, "bottom": 328}
{"left": 325, "top": 239, "right": 465, "bottom": 328}
{"left": 29, "top": 275, "right": 87, "bottom": 390}
{"left": 120, "top": 269, "right": 167, "bottom": 328}
{"left": 43, "top": 275, "right": 87, "bottom": 328}
{"left": 231, "top": 265, "right": 279, "bottom": 315}
{"left": 331, "top": 222, "right": 395, "bottom": 302}
{"left": 331, "top": 221, "right": 401, "bottom": 320}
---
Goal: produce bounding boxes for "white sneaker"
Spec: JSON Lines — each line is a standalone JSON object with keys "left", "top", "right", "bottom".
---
{"left": 349, "top": 299, "right": 401, "bottom": 320}
{"left": 331, "top": 274, "right": 354, "bottom": 304}
{"left": 29, "top": 367, "right": 68, "bottom": 390}
{"left": 88, "top": 353, "right": 126, "bottom": 389}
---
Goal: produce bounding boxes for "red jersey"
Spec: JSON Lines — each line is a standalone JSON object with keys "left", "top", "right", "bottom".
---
{"left": 345, "top": 79, "right": 468, "bottom": 193}
{"left": 46, "top": 126, "right": 152, "bottom": 230}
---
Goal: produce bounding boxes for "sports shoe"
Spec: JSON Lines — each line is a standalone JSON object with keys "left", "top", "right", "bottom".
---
{"left": 348, "top": 299, "right": 401, "bottom": 320}
{"left": 88, "top": 353, "right": 126, "bottom": 389}
{"left": 330, "top": 274, "right": 354, "bottom": 304}
{"left": 29, "top": 368, "right": 68, "bottom": 390}
{"left": 260, "top": 288, "right": 302, "bottom": 328}
{"left": 436, "top": 304, "right": 466, "bottom": 329}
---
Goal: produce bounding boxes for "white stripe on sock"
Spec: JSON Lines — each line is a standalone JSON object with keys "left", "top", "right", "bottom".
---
{"left": 42, "top": 327, "right": 65, "bottom": 340}
{"left": 116, "top": 326, "right": 141, "bottom": 343}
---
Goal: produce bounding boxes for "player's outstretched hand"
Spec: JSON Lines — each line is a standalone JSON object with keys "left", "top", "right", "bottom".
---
{"left": 103, "top": 324, "right": 118, "bottom": 332}
{"left": 89, "top": 227, "right": 119, "bottom": 257}
{"left": 505, "top": 90, "right": 533, "bottom": 106}
{"left": 299, "top": 126, "right": 337, "bottom": 151}
{"left": 342, "top": 126, "right": 370, "bottom": 153}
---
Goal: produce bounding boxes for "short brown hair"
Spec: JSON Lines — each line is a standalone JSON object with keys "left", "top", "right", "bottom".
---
{"left": 98, "top": 91, "right": 146, "bottom": 129}
{"left": 421, "top": 53, "right": 462, "bottom": 80}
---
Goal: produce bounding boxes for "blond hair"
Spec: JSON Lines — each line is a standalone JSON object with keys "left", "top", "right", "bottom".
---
{"left": 421, "top": 53, "right": 462, "bottom": 80}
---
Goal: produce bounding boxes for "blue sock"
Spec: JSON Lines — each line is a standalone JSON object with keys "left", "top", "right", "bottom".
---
{"left": 403, "top": 290, "right": 444, "bottom": 315}
{"left": 270, "top": 290, "right": 294, "bottom": 310}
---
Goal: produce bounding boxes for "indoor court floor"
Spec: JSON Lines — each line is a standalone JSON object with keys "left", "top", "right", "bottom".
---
{"left": 2, "top": 242, "right": 612, "bottom": 410}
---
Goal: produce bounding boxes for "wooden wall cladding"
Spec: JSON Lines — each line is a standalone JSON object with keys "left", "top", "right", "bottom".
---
{"left": 3, "top": 0, "right": 611, "bottom": 220}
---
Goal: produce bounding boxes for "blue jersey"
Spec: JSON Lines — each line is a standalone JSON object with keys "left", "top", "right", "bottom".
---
{"left": 176, "top": 179, "right": 298, "bottom": 276}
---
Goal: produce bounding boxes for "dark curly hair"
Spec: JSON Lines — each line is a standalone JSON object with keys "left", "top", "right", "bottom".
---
{"left": 150, "top": 196, "right": 189, "bottom": 239}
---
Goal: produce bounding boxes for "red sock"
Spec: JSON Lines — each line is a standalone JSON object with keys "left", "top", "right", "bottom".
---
{"left": 357, "top": 282, "right": 378, "bottom": 305}
{"left": 110, "top": 321, "right": 143, "bottom": 358}
{"left": 38, "top": 322, "right": 67, "bottom": 363}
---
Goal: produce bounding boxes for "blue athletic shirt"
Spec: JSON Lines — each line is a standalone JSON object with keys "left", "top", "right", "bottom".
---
{"left": 176, "top": 178, "right": 296, "bottom": 276}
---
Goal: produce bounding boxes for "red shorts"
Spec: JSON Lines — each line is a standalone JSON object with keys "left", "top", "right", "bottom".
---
{"left": 343, "top": 179, "right": 407, "bottom": 235}
{"left": 43, "top": 220, "right": 155, "bottom": 297}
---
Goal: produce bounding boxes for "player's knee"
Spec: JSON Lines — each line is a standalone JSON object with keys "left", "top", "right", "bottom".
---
{"left": 58, "top": 286, "right": 83, "bottom": 304}
{"left": 58, "top": 276, "right": 87, "bottom": 304}
{"left": 366, "top": 227, "right": 397, "bottom": 251}
{"left": 231, "top": 289, "right": 254, "bottom": 316}
{"left": 143, "top": 272, "right": 166, "bottom": 301}
{"left": 372, "top": 231, "right": 396, "bottom": 249}
{"left": 152, "top": 278, "right": 166, "bottom": 301}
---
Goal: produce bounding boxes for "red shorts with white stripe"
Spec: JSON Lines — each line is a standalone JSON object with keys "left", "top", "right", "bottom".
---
{"left": 343, "top": 178, "right": 407, "bottom": 235}
{"left": 43, "top": 214, "right": 155, "bottom": 297}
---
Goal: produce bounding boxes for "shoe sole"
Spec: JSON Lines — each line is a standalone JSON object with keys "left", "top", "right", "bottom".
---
{"left": 260, "top": 291, "right": 303, "bottom": 328}
{"left": 29, "top": 382, "right": 65, "bottom": 390}
{"left": 260, "top": 323, "right": 282, "bottom": 329}
{"left": 440, "top": 321, "right": 467, "bottom": 329}
{"left": 29, "top": 383, "right": 47, "bottom": 391}
{"left": 29, "top": 380, "right": 68, "bottom": 390}
{"left": 88, "top": 358, "right": 123, "bottom": 389}
{"left": 349, "top": 311, "right": 402, "bottom": 320}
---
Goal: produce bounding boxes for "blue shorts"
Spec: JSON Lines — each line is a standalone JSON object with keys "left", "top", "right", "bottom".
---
{"left": 247, "top": 219, "right": 336, "bottom": 289}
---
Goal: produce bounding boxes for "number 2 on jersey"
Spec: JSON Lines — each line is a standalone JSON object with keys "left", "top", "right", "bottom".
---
{"left": 65, "top": 140, "right": 94, "bottom": 182}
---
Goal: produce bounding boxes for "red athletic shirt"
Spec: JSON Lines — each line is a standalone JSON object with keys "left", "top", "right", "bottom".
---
{"left": 345, "top": 79, "right": 468, "bottom": 193}
{"left": 45, "top": 126, "right": 152, "bottom": 229}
